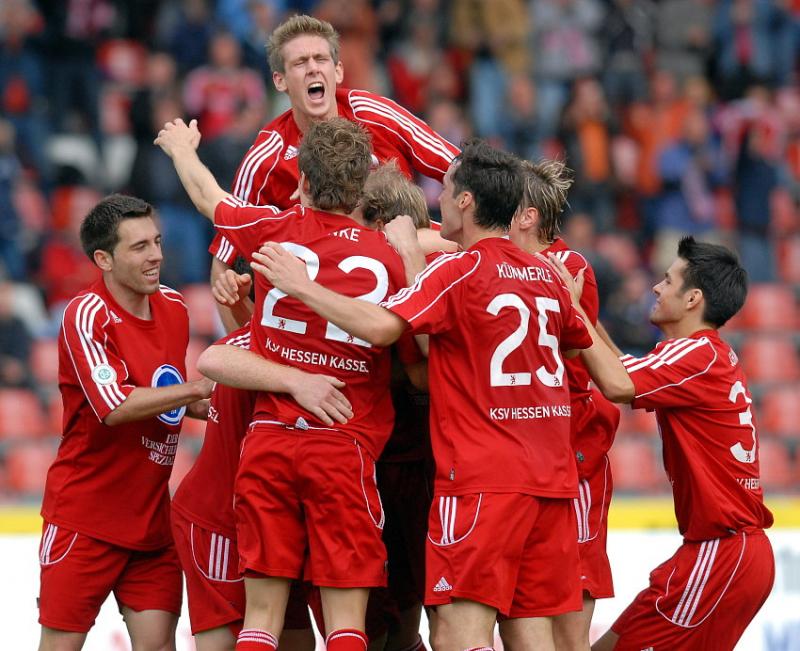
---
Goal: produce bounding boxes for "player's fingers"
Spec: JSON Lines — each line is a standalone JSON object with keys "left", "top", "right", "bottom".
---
{"left": 328, "top": 389, "right": 353, "bottom": 414}
{"left": 323, "top": 375, "right": 346, "bottom": 389}
{"left": 310, "top": 406, "right": 334, "bottom": 427}
{"left": 250, "top": 260, "right": 270, "bottom": 278}
{"left": 323, "top": 400, "right": 350, "bottom": 424}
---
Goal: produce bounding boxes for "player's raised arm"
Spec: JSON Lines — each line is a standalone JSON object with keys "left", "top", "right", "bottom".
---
{"left": 154, "top": 118, "right": 230, "bottom": 220}
{"left": 544, "top": 252, "right": 635, "bottom": 403}
{"left": 252, "top": 241, "right": 408, "bottom": 347}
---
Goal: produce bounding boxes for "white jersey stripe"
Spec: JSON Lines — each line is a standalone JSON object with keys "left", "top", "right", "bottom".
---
{"left": 634, "top": 347, "right": 718, "bottom": 400}
{"left": 350, "top": 93, "right": 456, "bottom": 164}
{"left": 653, "top": 338, "right": 710, "bottom": 369}
{"left": 76, "top": 296, "right": 123, "bottom": 411}
{"left": 233, "top": 131, "right": 282, "bottom": 201}
{"left": 624, "top": 338, "right": 693, "bottom": 373}
{"left": 382, "top": 250, "right": 468, "bottom": 308}
{"left": 383, "top": 252, "right": 481, "bottom": 323}
{"left": 216, "top": 211, "right": 288, "bottom": 232}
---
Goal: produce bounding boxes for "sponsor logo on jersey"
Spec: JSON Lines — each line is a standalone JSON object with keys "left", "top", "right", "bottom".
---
{"left": 432, "top": 576, "right": 452, "bottom": 592}
{"left": 284, "top": 145, "right": 299, "bottom": 160}
{"left": 91, "top": 363, "right": 117, "bottom": 386}
{"left": 151, "top": 364, "right": 186, "bottom": 425}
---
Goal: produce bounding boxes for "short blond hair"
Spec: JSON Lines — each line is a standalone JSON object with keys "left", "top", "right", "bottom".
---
{"left": 361, "top": 162, "right": 430, "bottom": 229}
{"left": 267, "top": 14, "right": 340, "bottom": 74}
{"left": 520, "top": 159, "right": 573, "bottom": 243}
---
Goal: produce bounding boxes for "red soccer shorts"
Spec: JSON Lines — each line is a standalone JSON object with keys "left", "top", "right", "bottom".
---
{"left": 425, "top": 492, "right": 582, "bottom": 618}
{"left": 171, "top": 508, "right": 312, "bottom": 635}
{"left": 573, "top": 455, "right": 614, "bottom": 599}
{"left": 611, "top": 529, "right": 774, "bottom": 650}
{"left": 377, "top": 458, "right": 433, "bottom": 610}
{"left": 38, "top": 520, "right": 182, "bottom": 633}
{"left": 235, "top": 425, "right": 387, "bottom": 587}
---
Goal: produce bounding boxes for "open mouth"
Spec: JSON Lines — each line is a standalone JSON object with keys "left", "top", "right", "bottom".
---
{"left": 143, "top": 268, "right": 159, "bottom": 280}
{"left": 307, "top": 82, "right": 325, "bottom": 101}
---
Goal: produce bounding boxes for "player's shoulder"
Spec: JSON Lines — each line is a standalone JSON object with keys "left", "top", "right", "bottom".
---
{"left": 217, "top": 326, "right": 251, "bottom": 350}
{"left": 62, "top": 289, "right": 109, "bottom": 324}
{"left": 623, "top": 334, "right": 718, "bottom": 374}
{"left": 548, "top": 239, "right": 593, "bottom": 277}
{"left": 346, "top": 88, "right": 408, "bottom": 118}
{"left": 420, "top": 248, "right": 482, "bottom": 282}
{"left": 157, "top": 284, "right": 188, "bottom": 311}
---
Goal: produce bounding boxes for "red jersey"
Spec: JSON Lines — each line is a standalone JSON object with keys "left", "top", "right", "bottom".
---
{"left": 42, "top": 280, "right": 190, "bottom": 550}
{"left": 209, "top": 87, "right": 459, "bottom": 265}
{"left": 622, "top": 329, "right": 774, "bottom": 541}
{"left": 214, "top": 198, "right": 409, "bottom": 458}
{"left": 171, "top": 326, "right": 255, "bottom": 539}
{"left": 543, "top": 238, "right": 618, "bottom": 469}
{"left": 383, "top": 237, "right": 592, "bottom": 497}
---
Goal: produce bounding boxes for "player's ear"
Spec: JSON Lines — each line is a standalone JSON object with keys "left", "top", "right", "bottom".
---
{"left": 93, "top": 249, "right": 113, "bottom": 272}
{"left": 273, "top": 71, "right": 287, "bottom": 93}
{"left": 334, "top": 60, "right": 344, "bottom": 85}
{"left": 686, "top": 287, "right": 703, "bottom": 309}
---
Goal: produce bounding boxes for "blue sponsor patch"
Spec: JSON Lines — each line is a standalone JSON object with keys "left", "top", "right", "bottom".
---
{"left": 151, "top": 364, "right": 186, "bottom": 425}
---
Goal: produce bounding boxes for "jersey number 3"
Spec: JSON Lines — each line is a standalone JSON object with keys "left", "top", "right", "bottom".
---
{"left": 728, "top": 380, "right": 757, "bottom": 464}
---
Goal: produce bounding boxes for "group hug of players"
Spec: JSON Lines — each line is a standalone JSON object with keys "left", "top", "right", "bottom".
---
{"left": 37, "top": 14, "right": 775, "bottom": 651}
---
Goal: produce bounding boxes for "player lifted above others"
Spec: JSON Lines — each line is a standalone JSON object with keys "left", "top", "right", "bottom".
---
{"left": 253, "top": 140, "right": 593, "bottom": 651}
{"left": 546, "top": 237, "right": 774, "bottom": 651}
{"left": 38, "top": 195, "right": 212, "bottom": 651}
{"left": 211, "top": 13, "right": 458, "bottom": 331}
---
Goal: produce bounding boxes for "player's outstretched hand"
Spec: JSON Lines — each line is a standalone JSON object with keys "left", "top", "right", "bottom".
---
{"left": 212, "top": 268, "right": 252, "bottom": 306}
{"left": 289, "top": 373, "right": 353, "bottom": 426}
{"left": 537, "top": 252, "right": 585, "bottom": 306}
{"left": 154, "top": 118, "right": 201, "bottom": 157}
{"left": 251, "top": 242, "right": 311, "bottom": 297}
{"left": 383, "top": 214, "right": 419, "bottom": 253}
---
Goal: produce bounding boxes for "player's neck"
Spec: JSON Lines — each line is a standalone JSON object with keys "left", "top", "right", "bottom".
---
{"left": 103, "top": 275, "right": 152, "bottom": 320}
{"left": 294, "top": 106, "right": 339, "bottom": 134}
{"left": 661, "top": 318, "right": 714, "bottom": 341}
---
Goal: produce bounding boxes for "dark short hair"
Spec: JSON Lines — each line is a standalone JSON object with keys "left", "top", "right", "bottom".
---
{"left": 678, "top": 236, "right": 748, "bottom": 327}
{"left": 452, "top": 139, "right": 523, "bottom": 230}
{"left": 80, "top": 194, "right": 154, "bottom": 263}
{"left": 298, "top": 118, "right": 372, "bottom": 213}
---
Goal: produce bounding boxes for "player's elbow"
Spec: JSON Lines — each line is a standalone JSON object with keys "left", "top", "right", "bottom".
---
{"left": 599, "top": 375, "right": 635, "bottom": 404}
{"left": 103, "top": 407, "right": 127, "bottom": 427}
{"left": 196, "top": 346, "right": 226, "bottom": 383}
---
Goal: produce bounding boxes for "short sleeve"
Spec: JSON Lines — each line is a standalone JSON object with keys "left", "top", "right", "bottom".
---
{"left": 208, "top": 232, "right": 241, "bottom": 265}
{"left": 213, "top": 197, "right": 289, "bottom": 260}
{"left": 624, "top": 337, "right": 718, "bottom": 409}
{"left": 61, "top": 294, "right": 134, "bottom": 421}
{"left": 381, "top": 251, "right": 478, "bottom": 335}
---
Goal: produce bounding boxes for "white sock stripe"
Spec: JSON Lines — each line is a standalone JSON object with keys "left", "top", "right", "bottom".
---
{"left": 673, "top": 541, "right": 711, "bottom": 623}
{"left": 682, "top": 538, "right": 719, "bottom": 625}
{"left": 326, "top": 631, "right": 367, "bottom": 647}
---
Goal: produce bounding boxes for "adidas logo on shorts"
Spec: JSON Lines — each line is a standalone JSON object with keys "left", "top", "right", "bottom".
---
{"left": 433, "top": 576, "right": 453, "bottom": 592}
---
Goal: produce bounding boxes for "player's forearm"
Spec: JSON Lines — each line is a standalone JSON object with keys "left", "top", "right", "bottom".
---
{"left": 293, "top": 282, "right": 406, "bottom": 348}
{"left": 103, "top": 380, "right": 212, "bottom": 426}
{"left": 595, "top": 320, "right": 624, "bottom": 357}
{"left": 577, "top": 317, "right": 635, "bottom": 403}
{"left": 169, "top": 146, "right": 228, "bottom": 220}
{"left": 197, "top": 344, "right": 304, "bottom": 394}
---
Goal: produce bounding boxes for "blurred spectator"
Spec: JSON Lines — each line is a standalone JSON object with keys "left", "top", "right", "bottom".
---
{"left": 155, "top": 0, "right": 214, "bottom": 74}
{"left": 451, "top": 0, "right": 529, "bottom": 140}
{"left": 316, "top": 0, "right": 381, "bottom": 91}
{"left": 499, "top": 73, "right": 542, "bottom": 162}
{"left": 652, "top": 108, "right": 726, "bottom": 272}
{"left": 559, "top": 78, "right": 616, "bottom": 231}
{"left": 220, "top": 0, "right": 284, "bottom": 75}
{"left": 656, "top": 0, "right": 713, "bottom": 83}
{"left": 0, "top": 120, "right": 25, "bottom": 280}
{"left": 603, "top": 0, "right": 655, "bottom": 109}
{"left": 37, "top": 0, "right": 114, "bottom": 150}
{"left": 0, "top": 281, "right": 36, "bottom": 391}
{"left": 0, "top": 0, "right": 50, "bottom": 179}
{"left": 530, "top": 0, "right": 604, "bottom": 136}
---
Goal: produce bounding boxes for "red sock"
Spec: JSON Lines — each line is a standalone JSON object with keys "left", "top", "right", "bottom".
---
{"left": 235, "top": 628, "right": 278, "bottom": 650}
{"left": 326, "top": 628, "right": 368, "bottom": 650}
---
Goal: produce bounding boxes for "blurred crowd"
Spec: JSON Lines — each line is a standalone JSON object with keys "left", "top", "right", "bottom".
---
{"left": 0, "top": 0, "right": 799, "bottom": 498}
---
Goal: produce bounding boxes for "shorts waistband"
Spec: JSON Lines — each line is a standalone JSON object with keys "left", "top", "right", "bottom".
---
{"left": 249, "top": 418, "right": 340, "bottom": 434}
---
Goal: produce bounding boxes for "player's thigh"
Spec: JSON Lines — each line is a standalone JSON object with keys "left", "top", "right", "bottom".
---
{"left": 121, "top": 607, "right": 177, "bottom": 651}
{"left": 38, "top": 522, "right": 127, "bottom": 634}
{"left": 432, "top": 599, "right": 498, "bottom": 651}
{"left": 38, "top": 627, "right": 87, "bottom": 651}
{"left": 499, "top": 616, "right": 555, "bottom": 651}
